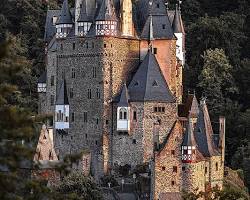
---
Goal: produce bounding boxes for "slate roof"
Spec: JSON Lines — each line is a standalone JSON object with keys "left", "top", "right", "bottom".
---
{"left": 128, "top": 51, "right": 175, "bottom": 102}
{"left": 95, "top": 0, "right": 118, "bottom": 21}
{"left": 149, "top": 0, "right": 168, "bottom": 16}
{"left": 118, "top": 84, "right": 130, "bottom": 106}
{"left": 172, "top": 5, "right": 184, "bottom": 33}
{"left": 38, "top": 71, "right": 46, "bottom": 83}
{"left": 78, "top": 0, "right": 92, "bottom": 22}
{"left": 56, "top": 0, "right": 73, "bottom": 25}
{"left": 194, "top": 100, "right": 220, "bottom": 157}
{"left": 140, "top": 15, "right": 175, "bottom": 40}
{"left": 182, "top": 118, "right": 197, "bottom": 147}
{"left": 56, "top": 80, "right": 69, "bottom": 105}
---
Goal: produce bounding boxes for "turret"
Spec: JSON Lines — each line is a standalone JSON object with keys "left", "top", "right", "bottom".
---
{"left": 37, "top": 71, "right": 46, "bottom": 93}
{"left": 55, "top": 80, "right": 69, "bottom": 130}
{"left": 95, "top": 0, "right": 118, "bottom": 36}
{"left": 77, "top": 0, "right": 92, "bottom": 36}
{"left": 182, "top": 118, "right": 197, "bottom": 163}
{"left": 56, "top": 0, "right": 73, "bottom": 38}
{"left": 172, "top": 4, "right": 185, "bottom": 65}
{"left": 117, "top": 84, "right": 130, "bottom": 132}
{"left": 120, "top": 0, "right": 133, "bottom": 37}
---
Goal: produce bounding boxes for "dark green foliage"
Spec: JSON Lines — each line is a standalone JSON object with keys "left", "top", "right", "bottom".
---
{"left": 54, "top": 172, "right": 103, "bottom": 200}
{"left": 100, "top": 175, "right": 119, "bottom": 187}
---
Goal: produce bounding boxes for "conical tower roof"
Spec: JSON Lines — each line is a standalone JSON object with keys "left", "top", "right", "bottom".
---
{"left": 56, "top": 0, "right": 73, "bottom": 25}
{"left": 128, "top": 51, "right": 175, "bottom": 103}
{"left": 172, "top": 4, "right": 184, "bottom": 33}
{"left": 194, "top": 99, "right": 219, "bottom": 157}
{"left": 56, "top": 79, "right": 69, "bottom": 105}
{"left": 78, "top": 0, "right": 91, "bottom": 22}
{"left": 118, "top": 84, "right": 130, "bottom": 106}
{"left": 95, "top": 0, "right": 118, "bottom": 21}
{"left": 182, "top": 118, "right": 197, "bottom": 146}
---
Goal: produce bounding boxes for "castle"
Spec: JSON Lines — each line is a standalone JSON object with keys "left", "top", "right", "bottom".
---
{"left": 37, "top": 0, "right": 225, "bottom": 199}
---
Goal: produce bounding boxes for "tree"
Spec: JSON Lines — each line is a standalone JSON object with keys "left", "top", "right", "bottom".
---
{"left": 198, "top": 48, "right": 238, "bottom": 117}
{"left": 185, "top": 13, "right": 246, "bottom": 90}
{"left": 54, "top": 172, "right": 103, "bottom": 200}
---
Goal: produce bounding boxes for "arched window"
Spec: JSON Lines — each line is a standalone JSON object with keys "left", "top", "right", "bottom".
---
{"left": 119, "top": 108, "right": 128, "bottom": 120}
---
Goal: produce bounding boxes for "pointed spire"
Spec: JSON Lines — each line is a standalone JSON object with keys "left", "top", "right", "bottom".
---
{"left": 172, "top": 3, "right": 183, "bottom": 33}
{"left": 118, "top": 84, "right": 130, "bottom": 106}
{"left": 189, "top": 93, "right": 199, "bottom": 118}
{"left": 78, "top": 0, "right": 91, "bottom": 22}
{"left": 148, "top": 14, "right": 154, "bottom": 51}
{"left": 56, "top": 0, "right": 73, "bottom": 25}
{"left": 95, "top": 0, "right": 118, "bottom": 21}
{"left": 183, "top": 117, "right": 197, "bottom": 147}
{"left": 56, "top": 79, "right": 69, "bottom": 105}
{"left": 194, "top": 99, "right": 219, "bottom": 157}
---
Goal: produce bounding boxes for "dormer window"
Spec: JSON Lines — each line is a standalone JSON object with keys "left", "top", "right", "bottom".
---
{"left": 134, "top": 81, "right": 139, "bottom": 86}
{"left": 152, "top": 80, "right": 158, "bottom": 86}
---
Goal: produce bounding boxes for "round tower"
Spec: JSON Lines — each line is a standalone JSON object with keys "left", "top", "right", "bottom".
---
{"left": 181, "top": 118, "right": 197, "bottom": 163}
{"left": 77, "top": 0, "right": 92, "bottom": 36}
{"left": 95, "top": 0, "right": 118, "bottom": 36}
{"left": 56, "top": 0, "right": 73, "bottom": 38}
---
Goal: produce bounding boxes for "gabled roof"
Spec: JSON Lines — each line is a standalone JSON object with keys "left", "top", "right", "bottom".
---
{"left": 56, "top": 79, "right": 69, "bottom": 105}
{"left": 182, "top": 118, "right": 197, "bottom": 147}
{"left": 140, "top": 15, "right": 175, "bottom": 39}
{"left": 118, "top": 84, "right": 130, "bottom": 106}
{"left": 56, "top": 0, "right": 73, "bottom": 25}
{"left": 38, "top": 71, "right": 46, "bottom": 84}
{"left": 78, "top": 0, "right": 92, "bottom": 22}
{"left": 95, "top": 0, "right": 118, "bottom": 21}
{"left": 172, "top": 5, "right": 184, "bottom": 33}
{"left": 128, "top": 51, "right": 175, "bottom": 103}
{"left": 194, "top": 100, "right": 219, "bottom": 157}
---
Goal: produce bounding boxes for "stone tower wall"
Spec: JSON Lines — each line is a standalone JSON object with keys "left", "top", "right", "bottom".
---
{"left": 209, "top": 155, "right": 224, "bottom": 189}
{"left": 152, "top": 120, "right": 183, "bottom": 200}
{"left": 54, "top": 36, "right": 140, "bottom": 169}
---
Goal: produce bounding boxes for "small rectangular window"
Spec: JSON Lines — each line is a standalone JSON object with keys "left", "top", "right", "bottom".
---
{"left": 71, "top": 112, "right": 75, "bottom": 122}
{"left": 83, "top": 112, "right": 88, "bottom": 123}
{"left": 73, "top": 43, "right": 75, "bottom": 50}
{"left": 51, "top": 76, "right": 54, "bottom": 86}
{"left": 96, "top": 88, "right": 100, "bottom": 99}
{"left": 171, "top": 150, "right": 175, "bottom": 155}
{"left": 87, "top": 89, "right": 92, "bottom": 99}
{"left": 104, "top": 44, "right": 107, "bottom": 48}
{"left": 205, "top": 167, "right": 208, "bottom": 174}
{"left": 154, "top": 107, "right": 157, "bottom": 112}
{"left": 182, "top": 166, "right": 186, "bottom": 171}
{"left": 70, "top": 88, "right": 74, "bottom": 98}
{"left": 72, "top": 68, "right": 76, "bottom": 78}
{"left": 162, "top": 166, "right": 166, "bottom": 171}
{"left": 93, "top": 67, "right": 97, "bottom": 78}
{"left": 133, "top": 111, "right": 137, "bottom": 121}
{"left": 171, "top": 181, "right": 175, "bottom": 186}
{"left": 106, "top": 120, "right": 109, "bottom": 125}
{"left": 50, "top": 95, "right": 54, "bottom": 106}
{"left": 132, "top": 139, "right": 136, "bottom": 144}
{"left": 173, "top": 166, "right": 177, "bottom": 173}
{"left": 153, "top": 48, "right": 157, "bottom": 54}
{"left": 162, "top": 24, "right": 166, "bottom": 29}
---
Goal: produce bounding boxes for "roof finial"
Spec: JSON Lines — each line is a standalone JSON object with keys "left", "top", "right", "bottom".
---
{"left": 178, "top": 0, "right": 182, "bottom": 11}
{"left": 165, "top": 2, "right": 169, "bottom": 10}
{"left": 148, "top": 1, "right": 154, "bottom": 52}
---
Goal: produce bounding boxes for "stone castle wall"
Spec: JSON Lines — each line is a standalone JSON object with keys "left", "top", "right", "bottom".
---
{"left": 112, "top": 101, "right": 177, "bottom": 167}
